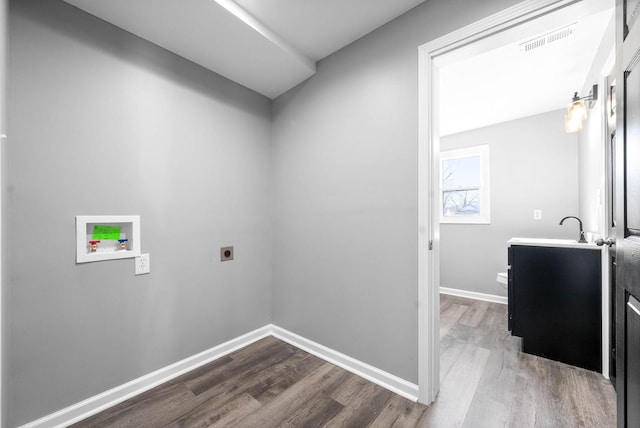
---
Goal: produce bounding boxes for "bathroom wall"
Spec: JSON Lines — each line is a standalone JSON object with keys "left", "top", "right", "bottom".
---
{"left": 271, "top": 0, "right": 521, "bottom": 384}
{"left": 440, "top": 110, "right": 579, "bottom": 297}
{"left": 7, "top": 1, "right": 272, "bottom": 425}
{"left": 578, "top": 13, "right": 615, "bottom": 236}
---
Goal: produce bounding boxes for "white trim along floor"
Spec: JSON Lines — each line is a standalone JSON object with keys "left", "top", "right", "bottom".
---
{"left": 439, "top": 287, "right": 507, "bottom": 305}
{"left": 19, "top": 325, "right": 419, "bottom": 428}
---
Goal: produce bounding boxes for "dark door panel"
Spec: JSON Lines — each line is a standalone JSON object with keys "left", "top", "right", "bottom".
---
{"left": 625, "top": 293, "right": 640, "bottom": 426}
{"left": 616, "top": 0, "right": 640, "bottom": 424}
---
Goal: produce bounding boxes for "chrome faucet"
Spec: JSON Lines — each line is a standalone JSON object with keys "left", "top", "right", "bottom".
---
{"left": 559, "top": 216, "right": 588, "bottom": 243}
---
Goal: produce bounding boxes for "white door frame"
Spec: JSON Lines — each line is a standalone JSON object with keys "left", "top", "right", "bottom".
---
{"left": 1, "top": 0, "right": 7, "bottom": 424}
{"left": 417, "top": 0, "right": 576, "bottom": 404}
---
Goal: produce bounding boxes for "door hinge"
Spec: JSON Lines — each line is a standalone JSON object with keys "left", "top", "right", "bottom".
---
{"left": 428, "top": 240, "right": 433, "bottom": 250}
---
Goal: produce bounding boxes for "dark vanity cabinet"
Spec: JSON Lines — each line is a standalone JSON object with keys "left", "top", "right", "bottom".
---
{"left": 508, "top": 243, "right": 602, "bottom": 372}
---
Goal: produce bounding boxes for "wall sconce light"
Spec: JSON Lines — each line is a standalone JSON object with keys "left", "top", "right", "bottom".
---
{"left": 565, "top": 84, "right": 598, "bottom": 133}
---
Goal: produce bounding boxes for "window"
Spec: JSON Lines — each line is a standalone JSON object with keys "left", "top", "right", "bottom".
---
{"left": 440, "top": 145, "right": 490, "bottom": 224}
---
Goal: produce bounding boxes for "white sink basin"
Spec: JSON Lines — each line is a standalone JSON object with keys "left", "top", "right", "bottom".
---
{"left": 508, "top": 237, "right": 601, "bottom": 249}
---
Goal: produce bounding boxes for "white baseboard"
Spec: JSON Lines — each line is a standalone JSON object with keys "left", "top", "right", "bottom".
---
{"left": 18, "top": 326, "right": 272, "bottom": 428}
{"left": 270, "top": 325, "right": 419, "bottom": 402}
{"left": 19, "top": 324, "right": 418, "bottom": 427}
{"left": 440, "top": 287, "right": 507, "bottom": 305}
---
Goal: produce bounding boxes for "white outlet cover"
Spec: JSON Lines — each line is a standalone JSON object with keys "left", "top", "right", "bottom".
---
{"left": 135, "top": 253, "right": 150, "bottom": 275}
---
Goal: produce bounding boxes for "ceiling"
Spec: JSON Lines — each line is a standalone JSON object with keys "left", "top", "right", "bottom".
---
{"left": 438, "top": 1, "right": 615, "bottom": 136}
{"left": 62, "top": 0, "right": 426, "bottom": 99}
{"left": 61, "top": 0, "right": 615, "bottom": 134}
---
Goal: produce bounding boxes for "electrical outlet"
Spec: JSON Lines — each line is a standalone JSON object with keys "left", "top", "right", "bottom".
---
{"left": 533, "top": 209, "right": 542, "bottom": 220}
{"left": 220, "top": 246, "right": 234, "bottom": 262}
{"left": 135, "top": 253, "right": 150, "bottom": 275}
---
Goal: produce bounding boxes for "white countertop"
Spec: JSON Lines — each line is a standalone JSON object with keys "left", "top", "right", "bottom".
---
{"left": 508, "top": 237, "right": 601, "bottom": 250}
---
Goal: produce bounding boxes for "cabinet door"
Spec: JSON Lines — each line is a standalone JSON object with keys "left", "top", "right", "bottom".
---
{"left": 508, "top": 246, "right": 513, "bottom": 331}
{"left": 511, "top": 245, "right": 601, "bottom": 371}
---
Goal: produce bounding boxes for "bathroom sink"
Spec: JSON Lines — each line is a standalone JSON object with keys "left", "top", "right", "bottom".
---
{"left": 508, "top": 237, "right": 600, "bottom": 249}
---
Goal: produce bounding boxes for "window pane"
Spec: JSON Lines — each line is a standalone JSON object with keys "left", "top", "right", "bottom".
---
{"left": 443, "top": 189, "right": 480, "bottom": 216}
{"left": 442, "top": 155, "right": 480, "bottom": 189}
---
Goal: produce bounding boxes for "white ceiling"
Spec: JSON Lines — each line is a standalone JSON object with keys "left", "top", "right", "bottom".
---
{"left": 232, "top": 0, "right": 425, "bottom": 61}
{"left": 62, "top": 0, "right": 425, "bottom": 99}
{"left": 61, "top": 0, "right": 615, "bottom": 134}
{"left": 438, "top": 1, "right": 615, "bottom": 136}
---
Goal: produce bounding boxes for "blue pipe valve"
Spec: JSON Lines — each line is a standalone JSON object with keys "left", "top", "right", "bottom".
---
{"left": 118, "top": 239, "right": 128, "bottom": 250}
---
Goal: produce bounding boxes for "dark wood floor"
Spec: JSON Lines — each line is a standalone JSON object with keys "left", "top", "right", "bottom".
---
{"left": 72, "top": 295, "right": 616, "bottom": 427}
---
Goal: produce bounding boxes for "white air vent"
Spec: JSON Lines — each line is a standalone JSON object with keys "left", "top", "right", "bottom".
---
{"left": 519, "top": 23, "right": 576, "bottom": 52}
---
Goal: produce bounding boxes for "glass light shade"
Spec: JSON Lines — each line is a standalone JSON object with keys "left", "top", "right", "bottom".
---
{"left": 567, "top": 100, "right": 587, "bottom": 122}
{"left": 565, "top": 113, "right": 583, "bottom": 133}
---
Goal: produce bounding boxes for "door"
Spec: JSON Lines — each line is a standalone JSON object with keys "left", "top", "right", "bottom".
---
{"left": 615, "top": 0, "right": 640, "bottom": 426}
{"left": 609, "top": 130, "right": 618, "bottom": 388}
{"left": 603, "top": 73, "right": 617, "bottom": 387}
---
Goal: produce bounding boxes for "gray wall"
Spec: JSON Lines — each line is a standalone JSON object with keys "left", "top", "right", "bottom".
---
{"left": 6, "top": 0, "right": 545, "bottom": 425}
{"left": 7, "top": 1, "right": 272, "bottom": 425}
{"left": 578, "top": 14, "right": 615, "bottom": 235}
{"left": 271, "top": 0, "right": 520, "bottom": 384}
{"left": 440, "top": 110, "right": 579, "bottom": 296}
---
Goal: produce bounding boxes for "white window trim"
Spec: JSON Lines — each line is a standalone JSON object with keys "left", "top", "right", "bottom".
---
{"left": 440, "top": 145, "right": 490, "bottom": 224}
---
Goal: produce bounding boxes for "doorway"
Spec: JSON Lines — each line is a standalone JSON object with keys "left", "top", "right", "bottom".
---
{"left": 418, "top": 0, "right": 614, "bottom": 404}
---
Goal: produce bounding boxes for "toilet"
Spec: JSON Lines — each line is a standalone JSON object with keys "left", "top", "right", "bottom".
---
{"left": 497, "top": 272, "right": 508, "bottom": 286}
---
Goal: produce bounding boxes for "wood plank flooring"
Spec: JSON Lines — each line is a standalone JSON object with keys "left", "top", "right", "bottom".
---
{"left": 435, "top": 295, "right": 616, "bottom": 427}
{"left": 71, "top": 295, "right": 616, "bottom": 427}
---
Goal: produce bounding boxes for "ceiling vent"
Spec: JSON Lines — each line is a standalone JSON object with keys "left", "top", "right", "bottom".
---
{"left": 519, "top": 23, "right": 576, "bottom": 53}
